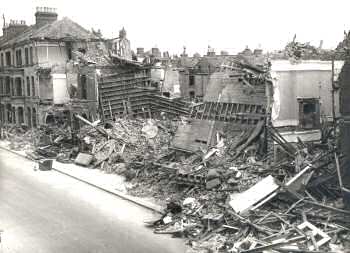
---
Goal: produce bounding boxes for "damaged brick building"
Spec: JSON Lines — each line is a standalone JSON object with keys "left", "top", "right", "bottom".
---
{"left": 0, "top": 7, "right": 103, "bottom": 127}
{"left": 162, "top": 46, "right": 265, "bottom": 100}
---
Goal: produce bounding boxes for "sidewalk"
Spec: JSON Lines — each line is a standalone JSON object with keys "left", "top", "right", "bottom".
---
{"left": 0, "top": 140, "right": 164, "bottom": 214}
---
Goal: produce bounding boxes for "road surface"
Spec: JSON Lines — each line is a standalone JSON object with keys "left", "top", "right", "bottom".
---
{"left": 0, "top": 149, "right": 186, "bottom": 253}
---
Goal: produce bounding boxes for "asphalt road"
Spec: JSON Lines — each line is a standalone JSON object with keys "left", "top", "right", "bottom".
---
{"left": 0, "top": 149, "right": 186, "bottom": 253}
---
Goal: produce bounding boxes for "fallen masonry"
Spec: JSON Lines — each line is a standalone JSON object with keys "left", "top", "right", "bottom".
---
{"left": 1, "top": 57, "right": 350, "bottom": 253}
{"left": 1, "top": 111, "right": 350, "bottom": 253}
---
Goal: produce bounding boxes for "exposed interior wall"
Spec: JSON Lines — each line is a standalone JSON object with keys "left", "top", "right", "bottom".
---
{"left": 150, "top": 65, "right": 165, "bottom": 83}
{"left": 78, "top": 67, "right": 98, "bottom": 101}
{"left": 271, "top": 60, "right": 343, "bottom": 127}
{"left": 204, "top": 72, "right": 266, "bottom": 104}
{"left": 178, "top": 70, "right": 189, "bottom": 97}
{"left": 86, "top": 73, "right": 97, "bottom": 101}
{"left": 163, "top": 68, "right": 181, "bottom": 97}
{"left": 193, "top": 74, "right": 209, "bottom": 97}
{"left": 52, "top": 73, "right": 69, "bottom": 104}
{"left": 37, "top": 43, "right": 67, "bottom": 67}
{"left": 177, "top": 70, "right": 209, "bottom": 99}
{"left": 39, "top": 75, "right": 53, "bottom": 100}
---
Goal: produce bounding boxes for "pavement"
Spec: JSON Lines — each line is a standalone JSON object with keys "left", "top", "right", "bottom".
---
{"left": 0, "top": 148, "right": 186, "bottom": 253}
{"left": 0, "top": 140, "right": 164, "bottom": 214}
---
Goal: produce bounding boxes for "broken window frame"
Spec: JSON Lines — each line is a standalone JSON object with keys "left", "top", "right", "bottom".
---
{"left": 297, "top": 97, "right": 320, "bottom": 130}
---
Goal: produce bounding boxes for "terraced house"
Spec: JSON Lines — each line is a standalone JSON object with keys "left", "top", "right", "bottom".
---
{"left": 0, "top": 7, "right": 102, "bottom": 127}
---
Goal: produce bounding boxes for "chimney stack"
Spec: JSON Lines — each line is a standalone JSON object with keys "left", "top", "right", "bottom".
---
{"left": 35, "top": 7, "right": 58, "bottom": 27}
{"left": 207, "top": 46, "right": 216, "bottom": 56}
{"left": 137, "top": 47, "right": 144, "bottom": 56}
{"left": 253, "top": 48, "right": 263, "bottom": 56}
{"left": 318, "top": 40, "right": 323, "bottom": 50}
{"left": 151, "top": 47, "right": 161, "bottom": 58}
{"left": 2, "top": 20, "right": 28, "bottom": 39}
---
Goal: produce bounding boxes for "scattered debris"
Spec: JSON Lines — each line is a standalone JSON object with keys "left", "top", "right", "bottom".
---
{"left": 1, "top": 59, "right": 349, "bottom": 253}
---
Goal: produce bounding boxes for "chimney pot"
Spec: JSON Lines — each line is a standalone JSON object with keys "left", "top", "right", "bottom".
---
{"left": 35, "top": 6, "right": 58, "bottom": 27}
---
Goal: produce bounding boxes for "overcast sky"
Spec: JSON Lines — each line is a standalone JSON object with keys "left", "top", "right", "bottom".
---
{"left": 1, "top": 0, "right": 350, "bottom": 56}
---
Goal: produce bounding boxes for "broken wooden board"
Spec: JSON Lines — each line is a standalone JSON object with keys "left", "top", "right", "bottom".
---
{"left": 297, "top": 221, "right": 331, "bottom": 250}
{"left": 285, "top": 165, "right": 312, "bottom": 193}
{"left": 229, "top": 175, "right": 279, "bottom": 214}
{"left": 171, "top": 119, "right": 218, "bottom": 152}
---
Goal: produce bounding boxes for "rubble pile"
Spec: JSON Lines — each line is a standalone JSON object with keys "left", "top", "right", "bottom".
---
{"left": 86, "top": 118, "right": 179, "bottom": 175}
{"left": 139, "top": 126, "right": 350, "bottom": 253}
{"left": 73, "top": 46, "right": 112, "bottom": 66}
{"left": 1, "top": 115, "right": 350, "bottom": 253}
{"left": 285, "top": 40, "right": 319, "bottom": 60}
{"left": 2, "top": 122, "right": 76, "bottom": 160}
{"left": 2, "top": 126, "right": 38, "bottom": 152}
{"left": 270, "top": 35, "right": 334, "bottom": 61}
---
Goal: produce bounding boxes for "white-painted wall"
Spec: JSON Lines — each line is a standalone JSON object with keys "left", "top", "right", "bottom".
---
{"left": 52, "top": 73, "right": 69, "bottom": 104}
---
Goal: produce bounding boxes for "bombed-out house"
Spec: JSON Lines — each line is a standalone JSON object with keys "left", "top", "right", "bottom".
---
{"left": 172, "top": 54, "right": 269, "bottom": 153}
{"left": 171, "top": 44, "right": 343, "bottom": 158}
{"left": 0, "top": 7, "right": 103, "bottom": 128}
{"left": 81, "top": 28, "right": 190, "bottom": 121}
{"left": 162, "top": 46, "right": 266, "bottom": 100}
{"left": 270, "top": 60, "right": 343, "bottom": 142}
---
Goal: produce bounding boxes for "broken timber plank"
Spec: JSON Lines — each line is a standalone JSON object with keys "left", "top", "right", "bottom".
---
{"left": 240, "top": 236, "right": 305, "bottom": 253}
{"left": 75, "top": 114, "right": 125, "bottom": 143}
{"left": 229, "top": 175, "right": 279, "bottom": 214}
